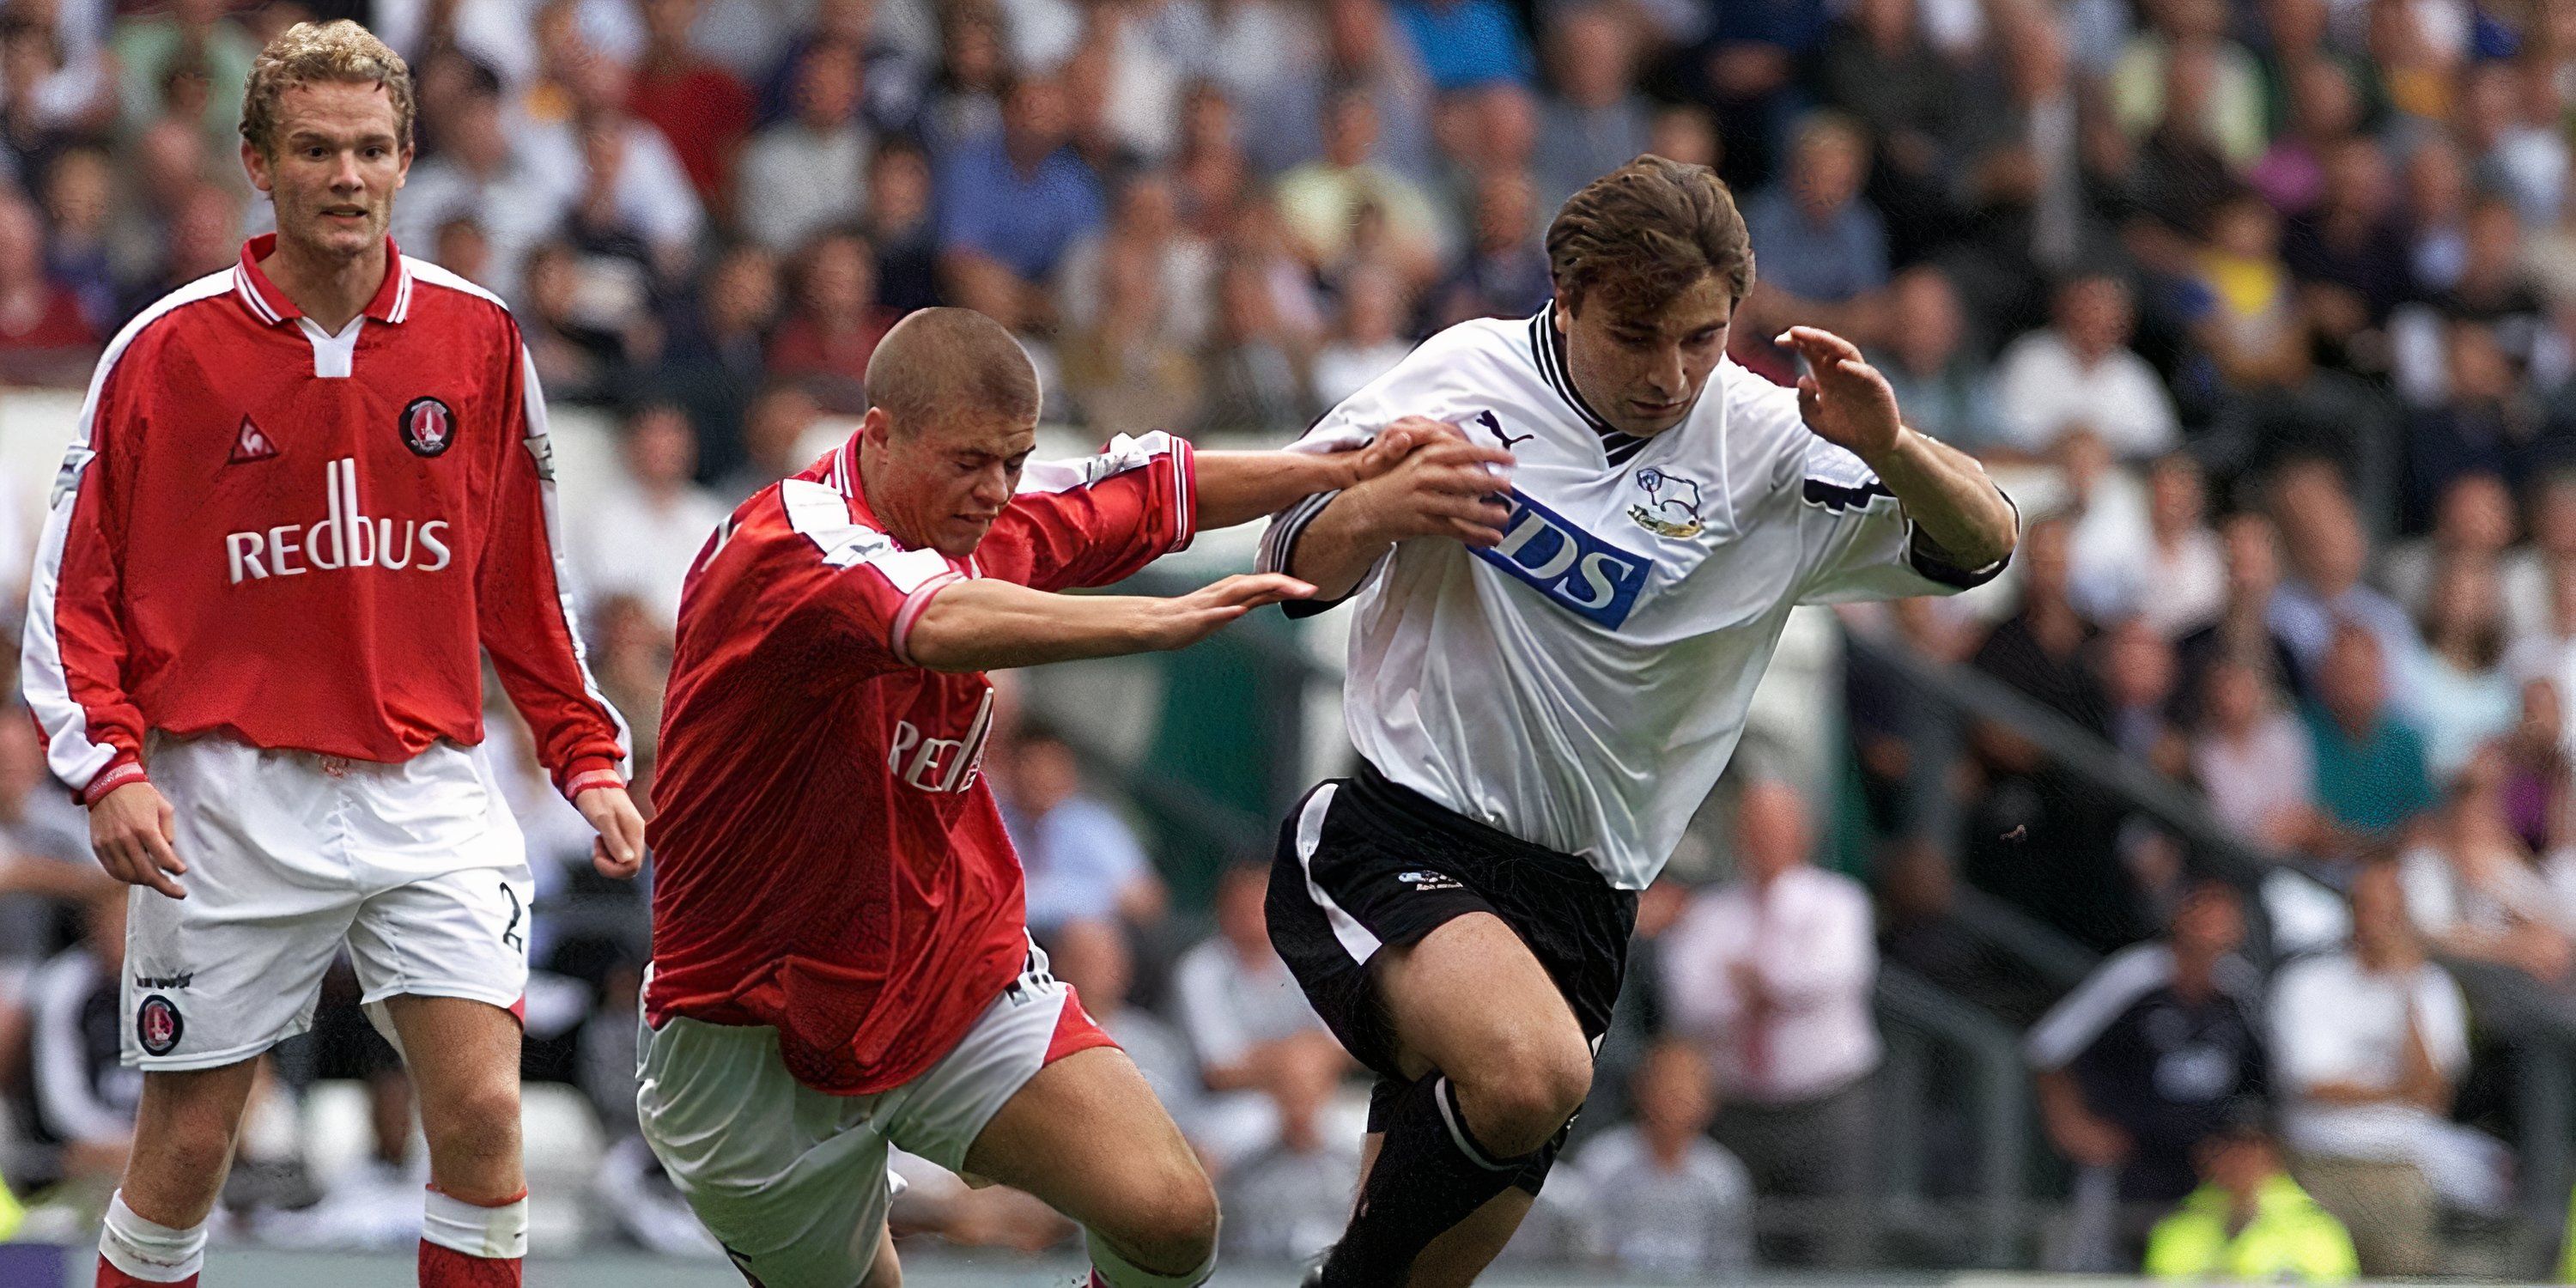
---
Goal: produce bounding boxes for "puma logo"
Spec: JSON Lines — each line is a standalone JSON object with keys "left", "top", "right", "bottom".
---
{"left": 1476, "top": 410, "right": 1534, "bottom": 451}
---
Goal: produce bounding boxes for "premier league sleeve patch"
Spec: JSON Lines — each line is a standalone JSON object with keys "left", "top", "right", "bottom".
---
{"left": 399, "top": 396, "right": 457, "bottom": 458}
{"left": 136, "top": 994, "right": 184, "bottom": 1056}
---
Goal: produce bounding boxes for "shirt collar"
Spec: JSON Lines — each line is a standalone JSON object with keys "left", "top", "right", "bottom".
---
{"left": 232, "top": 234, "right": 416, "bottom": 327}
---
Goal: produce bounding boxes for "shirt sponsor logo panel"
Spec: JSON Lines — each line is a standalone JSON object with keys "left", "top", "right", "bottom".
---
{"left": 1471, "top": 487, "right": 1650, "bottom": 629}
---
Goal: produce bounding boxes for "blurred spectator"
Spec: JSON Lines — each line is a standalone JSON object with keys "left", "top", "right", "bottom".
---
{"left": 2305, "top": 624, "right": 2434, "bottom": 841}
{"left": 862, "top": 138, "right": 942, "bottom": 313}
{"left": 520, "top": 240, "right": 643, "bottom": 404}
{"left": 937, "top": 71, "right": 1105, "bottom": 331}
{"left": 2190, "top": 655, "right": 2320, "bottom": 853}
{"left": 2398, "top": 746, "right": 2576, "bottom": 984}
{"left": 2142, "top": 1102, "right": 2360, "bottom": 1284}
{"left": 1569, "top": 1039, "right": 1753, "bottom": 1279}
{"left": 714, "top": 380, "right": 825, "bottom": 502}
{"left": 1696, "top": 0, "right": 1827, "bottom": 191}
{"left": 2027, "top": 880, "right": 2269, "bottom": 1269}
{"left": 110, "top": 0, "right": 252, "bottom": 140}
{"left": 1059, "top": 232, "right": 1204, "bottom": 436}
{"left": 994, "top": 724, "right": 1167, "bottom": 940}
{"left": 1430, "top": 167, "right": 1547, "bottom": 325}
{"left": 573, "top": 402, "right": 729, "bottom": 626}
{"left": 1275, "top": 84, "right": 1446, "bottom": 288}
{"left": 1663, "top": 777, "right": 1878, "bottom": 1266}
{"left": 1311, "top": 264, "right": 1413, "bottom": 407}
{"left": 1214, "top": 1028, "right": 1362, "bottom": 1263}
{"left": 2396, "top": 554, "right": 2516, "bottom": 781}
{"left": 1196, "top": 252, "right": 1314, "bottom": 432}
{"left": 738, "top": 39, "right": 872, "bottom": 255}
{"left": 116, "top": 180, "right": 238, "bottom": 324}
{"left": 1740, "top": 112, "right": 1889, "bottom": 346}
{"left": 2503, "top": 471, "right": 2576, "bottom": 642}
{"left": 2459, "top": 59, "right": 2564, "bottom": 229}
{"left": 2101, "top": 618, "right": 2188, "bottom": 777}
{"left": 1965, "top": 515, "right": 2148, "bottom": 952}
{"left": 1171, "top": 860, "right": 1344, "bottom": 1172}
{"left": 2075, "top": 453, "right": 2227, "bottom": 637}
{"left": 1995, "top": 274, "right": 2180, "bottom": 461}
{"left": 2398, "top": 134, "right": 2472, "bottom": 299}
{"left": 0, "top": 188, "right": 95, "bottom": 384}
{"left": 2403, "top": 319, "right": 2557, "bottom": 532}
{"left": 2249, "top": 57, "right": 2361, "bottom": 221}
{"left": 1867, "top": 266, "right": 1999, "bottom": 453}
{"left": 627, "top": 0, "right": 756, "bottom": 216}
{"left": 2186, "top": 194, "right": 2309, "bottom": 393}
{"left": 580, "top": 596, "right": 674, "bottom": 804}
{"left": 2383, "top": 472, "right": 2516, "bottom": 617}
{"left": 661, "top": 243, "right": 782, "bottom": 476}
{"left": 2272, "top": 858, "right": 2503, "bottom": 1277}
{"left": 2109, "top": 0, "right": 2267, "bottom": 168}
{"left": 2283, "top": 137, "right": 2410, "bottom": 344}
{"left": 23, "top": 886, "right": 133, "bottom": 1194}
{"left": 768, "top": 228, "right": 896, "bottom": 412}
{"left": 1533, "top": 6, "right": 1648, "bottom": 216}
{"left": 39, "top": 146, "right": 112, "bottom": 334}
{"left": 2268, "top": 462, "right": 2415, "bottom": 688}
{"left": 394, "top": 62, "right": 572, "bottom": 301}
{"left": 1389, "top": 0, "right": 1531, "bottom": 91}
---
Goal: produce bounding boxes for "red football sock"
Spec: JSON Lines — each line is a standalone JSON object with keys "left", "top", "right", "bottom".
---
{"left": 96, "top": 1258, "right": 197, "bottom": 1288}
{"left": 417, "top": 1187, "right": 527, "bottom": 1288}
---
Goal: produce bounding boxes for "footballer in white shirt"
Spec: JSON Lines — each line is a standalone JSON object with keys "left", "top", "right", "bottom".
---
{"left": 1258, "top": 156, "right": 2020, "bottom": 1285}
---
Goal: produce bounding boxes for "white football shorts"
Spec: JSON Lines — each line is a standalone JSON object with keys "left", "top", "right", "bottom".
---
{"left": 635, "top": 948, "right": 1113, "bottom": 1288}
{"left": 121, "top": 732, "right": 534, "bottom": 1071}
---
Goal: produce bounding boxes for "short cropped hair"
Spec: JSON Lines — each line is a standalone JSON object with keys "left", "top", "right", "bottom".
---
{"left": 864, "top": 307, "right": 1041, "bottom": 435}
{"left": 1546, "top": 155, "right": 1753, "bottom": 318}
{"left": 240, "top": 21, "right": 416, "bottom": 158}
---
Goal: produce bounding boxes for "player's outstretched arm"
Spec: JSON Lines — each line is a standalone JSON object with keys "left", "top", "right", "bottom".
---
{"left": 1779, "top": 325, "right": 2018, "bottom": 568}
{"left": 906, "top": 574, "right": 1316, "bottom": 672}
{"left": 1276, "top": 433, "right": 1516, "bottom": 600}
{"left": 1191, "top": 421, "right": 1461, "bottom": 530}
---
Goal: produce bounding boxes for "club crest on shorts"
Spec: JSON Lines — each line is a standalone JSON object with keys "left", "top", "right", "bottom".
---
{"left": 398, "top": 396, "right": 457, "bottom": 458}
{"left": 137, "top": 994, "right": 183, "bottom": 1056}
{"left": 1627, "top": 467, "right": 1705, "bottom": 539}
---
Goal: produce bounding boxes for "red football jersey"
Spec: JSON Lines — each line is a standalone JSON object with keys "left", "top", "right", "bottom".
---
{"left": 21, "top": 237, "right": 629, "bottom": 805}
{"left": 646, "top": 429, "right": 1197, "bottom": 1095}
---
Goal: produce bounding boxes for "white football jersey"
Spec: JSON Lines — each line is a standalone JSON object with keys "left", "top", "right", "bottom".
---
{"left": 1260, "top": 308, "right": 2007, "bottom": 890}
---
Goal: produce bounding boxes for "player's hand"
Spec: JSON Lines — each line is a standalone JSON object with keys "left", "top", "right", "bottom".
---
{"left": 1145, "top": 574, "right": 1316, "bottom": 650}
{"left": 1348, "top": 435, "right": 1516, "bottom": 547}
{"left": 576, "top": 785, "right": 647, "bottom": 879}
{"left": 1348, "top": 416, "right": 1473, "bottom": 484}
{"left": 90, "top": 781, "right": 185, "bottom": 900}
{"left": 1779, "top": 326, "right": 1905, "bottom": 464}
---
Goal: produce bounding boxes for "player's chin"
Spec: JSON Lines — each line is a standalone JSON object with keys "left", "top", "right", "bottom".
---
{"left": 933, "top": 518, "right": 997, "bottom": 558}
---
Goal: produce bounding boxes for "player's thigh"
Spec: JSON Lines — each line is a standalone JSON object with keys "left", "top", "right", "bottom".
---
{"left": 955, "top": 1045, "right": 1211, "bottom": 1244}
{"left": 1370, "top": 911, "right": 1587, "bottom": 1084}
{"left": 380, "top": 995, "right": 522, "bottom": 1139}
{"left": 636, "top": 1014, "right": 895, "bottom": 1288}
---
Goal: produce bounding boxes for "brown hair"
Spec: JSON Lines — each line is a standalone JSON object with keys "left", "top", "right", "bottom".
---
{"left": 1546, "top": 155, "right": 1753, "bottom": 317}
{"left": 865, "top": 307, "right": 1041, "bottom": 434}
{"left": 240, "top": 21, "right": 416, "bottom": 158}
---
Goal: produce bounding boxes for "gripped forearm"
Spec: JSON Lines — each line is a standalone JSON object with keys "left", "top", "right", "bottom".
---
{"left": 1279, "top": 487, "right": 1394, "bottom": 601}
{"left": 1866, "top": 428, "right": 2018, "bottom": 568}
{"left": 1194, "top": 450, "right": 1358, "bottom": 531}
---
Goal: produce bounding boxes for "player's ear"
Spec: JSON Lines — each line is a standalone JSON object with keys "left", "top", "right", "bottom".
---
{"left": 860, "top": 405, "right": 895, "bottom": 450}
{"left": 241, "top": 139, "right": 271, "bottom": 195}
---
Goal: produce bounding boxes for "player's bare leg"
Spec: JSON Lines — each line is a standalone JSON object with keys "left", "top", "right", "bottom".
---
{"left": 386, "top": 994, "right": 528, "bottom": 1285}
{"left": 962, "top": 1046, "right": 1219, "bottom": 1286}
{"left": 860, "top": 1220, "right": 902, "bottom": 1288}
{"left": 98, "top": 1060, "right": 259, "bottom": 1285}
{"left": 1315, "top": 911, "right": 1592, "bottom": 1285}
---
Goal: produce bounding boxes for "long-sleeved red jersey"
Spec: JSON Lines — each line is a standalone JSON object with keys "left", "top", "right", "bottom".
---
{"left": 21, "top": 236, "right": 628, "bottom": 805}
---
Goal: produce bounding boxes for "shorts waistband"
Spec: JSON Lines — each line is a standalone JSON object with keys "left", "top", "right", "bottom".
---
{"left": 1349, "top": 762, "right": 1601, "bottom": 884}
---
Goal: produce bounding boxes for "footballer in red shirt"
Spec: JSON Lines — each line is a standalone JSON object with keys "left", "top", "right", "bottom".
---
{"left": 19, "top": 23, "right": 643, "bottom": 1288}
{"left": 639, "top": 307, "right": 1510, "bottom": 1288}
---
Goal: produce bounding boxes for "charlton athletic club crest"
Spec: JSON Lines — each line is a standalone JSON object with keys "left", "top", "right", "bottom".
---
{"left": 137, "top": 994, "right": 183, "bottom": 1056}
{"left": 399, "top": 396, "right": 457, "bottom": 458}
{"left": 1628, "top": 467, "right": 1706, "bottom": 539}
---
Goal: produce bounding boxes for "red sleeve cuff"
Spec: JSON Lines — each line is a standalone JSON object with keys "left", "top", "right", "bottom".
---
{"left": 561, "top": 757, "right": 624, "bottom": 801}
{"left": 78, "top": 755, "right": 149, "bottom": 807}
{"left": 1170, "top": 437, "right": 1198, "bottom": 553}
{"left": 890, "top": 570, "right": 965, "bottom": 667}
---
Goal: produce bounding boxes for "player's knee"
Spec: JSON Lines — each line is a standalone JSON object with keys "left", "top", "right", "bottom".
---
{"left": 1459, "top": 1033, "right": 1592, "bottom": 1157}
{"left": 136, "top": 1109, "right": 236, "bottom": 1182}
{"left": 1104, "top": 1163, "right": 1218, "bottom": 1273}
{"left": 422, "top": 1078, "right": 520, "bottom": 1164}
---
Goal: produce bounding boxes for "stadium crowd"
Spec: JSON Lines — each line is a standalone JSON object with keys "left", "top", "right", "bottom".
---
{"left": 8, "top": 0, "right": 2576, "bottom": 1276}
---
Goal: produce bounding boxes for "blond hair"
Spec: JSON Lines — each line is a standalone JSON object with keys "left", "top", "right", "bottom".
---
{"left": 240, "top": 21, "right": 415, "bottom": 157}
